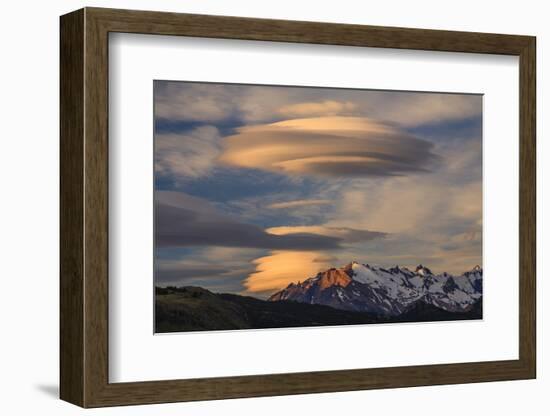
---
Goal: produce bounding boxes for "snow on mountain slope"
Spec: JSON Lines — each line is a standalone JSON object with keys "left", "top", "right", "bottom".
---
{"left": 268, "top": 262, "right": 483, "bottom": 316}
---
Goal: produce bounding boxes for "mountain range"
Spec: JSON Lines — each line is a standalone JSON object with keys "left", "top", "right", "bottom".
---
{"left": 155, "top": 262, "right": 482, "bottom": 333}
{"left": 269, "top": 262, "right": 482, "bottom": 316}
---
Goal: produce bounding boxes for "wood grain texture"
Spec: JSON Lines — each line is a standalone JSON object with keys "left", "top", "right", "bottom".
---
{"left": 518, "top": 38, "right": 537, "bottom": 375}
{"left": 88, "top": 7, "right": 532, "bottom": 54}
{"left": 83, "top": 10, "right": 110, "bottom": 406}
{"left": 59, "top": 8, "right": 85, "bottom": 407}
{"left": 59, "top": 7, "right": 537, "bottom": 408}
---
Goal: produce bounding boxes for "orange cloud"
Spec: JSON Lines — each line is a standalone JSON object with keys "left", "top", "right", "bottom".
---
{"left": 218, "top": 117, "right": 438, "bottom": 177}
{"left": 266, "top": 225, "right": 386, "bottom": 242}
{"left": 243, "top": 225, "right": 386, "bottom": 294}
{"left": 244, "top": 250, "right": 332, "bottom": 293}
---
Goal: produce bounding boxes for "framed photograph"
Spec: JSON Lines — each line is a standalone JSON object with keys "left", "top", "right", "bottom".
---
{"left": 60, "top": 7, "right": 536, "bottom": 408}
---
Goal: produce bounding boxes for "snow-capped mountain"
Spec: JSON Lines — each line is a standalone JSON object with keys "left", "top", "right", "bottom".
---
{"left": 268, "top": 262, "right": 482, "bottom": 316}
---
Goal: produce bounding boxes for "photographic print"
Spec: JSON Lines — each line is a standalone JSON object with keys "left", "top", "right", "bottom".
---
{"left": 154, "top": 81, "right": 483, "bottom": 333}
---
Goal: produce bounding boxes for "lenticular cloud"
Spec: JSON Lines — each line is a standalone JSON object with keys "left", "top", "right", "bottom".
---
{"left": 218, "top": 117, "right": 439, "bottom": 178}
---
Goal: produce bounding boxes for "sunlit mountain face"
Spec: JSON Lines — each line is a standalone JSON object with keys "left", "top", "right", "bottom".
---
{"left": 154, "top": 81, "right": 482, "bottom": 332}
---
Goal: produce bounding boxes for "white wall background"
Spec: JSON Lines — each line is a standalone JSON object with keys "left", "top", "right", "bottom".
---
{"left": 0, "top": 0, "right": 545, "bottom": 414}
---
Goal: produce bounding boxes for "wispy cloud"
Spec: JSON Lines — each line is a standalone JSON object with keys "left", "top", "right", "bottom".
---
{"left": 156, "top": 247, "right": 261, "bottom": 292}
{"left": 278, "top": 100, "right": 356, "bottom": 117}
{"left": 155, "top": 81, "right": 481, "bottom": 127}
{"left": 363, "top": 93, "right": 482, "bottom": 127}
{"left": 319, "top": 138, "right": 482, "bottom": 274}
{"left": 267, "top": 199, "right": 331, "bottom": 209}
{"left": 155, "top": 126, "right": 221, "bottom": 179}
{"left": 155, "top": 82, "right": 239, "bottom": 122}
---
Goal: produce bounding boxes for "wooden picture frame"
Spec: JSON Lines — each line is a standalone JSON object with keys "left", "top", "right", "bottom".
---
{"left": 60, "top": 7, "right": 536, "bottom": 408}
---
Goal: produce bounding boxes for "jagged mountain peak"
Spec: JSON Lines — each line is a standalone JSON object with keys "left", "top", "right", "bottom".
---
{"left": 388, "top": 265, "right": 401, "bottom": 274}
{"left": 268, "top": 261, "right": 483, "bottom": 317}
{"left": 415, "top": 264, "right": 433, "bottom": 276}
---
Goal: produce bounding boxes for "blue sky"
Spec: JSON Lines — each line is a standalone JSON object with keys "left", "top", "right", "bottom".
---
{"left": 154, "top": 81, "right": 482, "bottom": 297}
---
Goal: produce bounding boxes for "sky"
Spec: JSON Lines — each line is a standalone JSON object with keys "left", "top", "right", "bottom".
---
{"left": 154, "top": 81, "right": 482, "bottom": 298}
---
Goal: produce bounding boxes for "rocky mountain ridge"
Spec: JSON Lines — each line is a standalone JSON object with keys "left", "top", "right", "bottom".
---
{"left": 268, "top": 262, "right": 482, "bottom": 317}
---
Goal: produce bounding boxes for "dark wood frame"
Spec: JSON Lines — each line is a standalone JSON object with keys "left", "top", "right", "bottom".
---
{"left": 60, "top": 7, "right": 536, "bottom": 408}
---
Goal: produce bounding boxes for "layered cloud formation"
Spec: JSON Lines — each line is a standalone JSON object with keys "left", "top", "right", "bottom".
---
{"left": 156, "top": 191, "right": 385, "bottom": 251}
{"left": 219, "top": 117, "right": 438, "bottom": 178}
